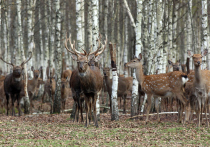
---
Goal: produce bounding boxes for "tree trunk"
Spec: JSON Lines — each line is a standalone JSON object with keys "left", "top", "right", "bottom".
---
{"left": 92, "top": 0, "right": 100, "bottom": 121}
{"left": 53, "top": 0, "right": 62, "bottom": 113}
{"left": 109, "top": 43, "right": 119, "bottom": 121}
{"left": 17, "top": 0, "right": 30, "bottom": 114}
{"left": 201, "top": 0, "right": 208, "bottom": 69}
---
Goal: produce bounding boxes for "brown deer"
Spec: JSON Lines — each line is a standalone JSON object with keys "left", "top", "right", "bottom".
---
{"left": 103, "top": 67, "right": 133, "bottom": 113}
{"left": 166, "top": 59, "right": 181, "bottom": 73}
{"left": 0, "top": 52, "right": 32, "bottom": 116}
{"left": 70, "top": 69, "right": 85, "bottom": 122}
{"left": 60, "top": 77, "right": 71, "bottom": 113}
{"left": 41, "top": 77, "right": 56, "bottom": 113}
{"left": 62, "top": 69, "right": 72, "bottom": 80}
{"left": 185, "top": 50, "right": 210, "bottom": 127}
{"left": 65, "top": 34, "right": 107, "bottom": 127}
{"left": 20, "top": 66, "right": 42, "bottom": 114}
{"left": 126, "top": 53, "right": 189, "bottom": 123}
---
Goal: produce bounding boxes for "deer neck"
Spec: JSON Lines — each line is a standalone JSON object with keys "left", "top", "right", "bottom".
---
{"left": 194, "top": 66, "right": 203, "bottom": 86}
{"left": 135, "top": 63, "right": 145, "bottom": 86}
{"left": 104, "top": 75, "right": 112, "bottom": 89}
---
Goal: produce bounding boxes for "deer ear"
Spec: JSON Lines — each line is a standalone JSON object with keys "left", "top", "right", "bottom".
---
{"left": 168, "top": 60, "right": 172, "bottom": 64}
{"left": 31, "top": 66, "right": 34, "bottom": 71}
{"left": 202, "top": 49, "right": 208, "bottom": 57}
{"left": 39, "top": 66, "right": 43, "bottom": 71}
{"left": 95, "top": 55, "right": 102, "bottom": 62}
{"left": 88, "top": 54, "right": 95, "bottom": 61}
{"left": 187, "top": 50, "right": 193, "bottom": 57}
{"left": 70, "top": 54, "right": 78, "bottom": 60}
{"left": 137, "top": 53, "right": 142, "bottom": 60}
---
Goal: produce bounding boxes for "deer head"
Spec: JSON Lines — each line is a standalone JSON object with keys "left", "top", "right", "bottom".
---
{"left": 188, "top": 49, "right": 208, "bottom": 67}
{"left": 168, "top": 59, "right": 181, "bottom": 71}
{"left": 61, "top": 77, "right": 70, "bottom": 89}
{"left": 0, "top": 52, "right": 33, "bottom": 79}
{"left": 103, "top": 67, "right": 110, "bottom": 77}
{"left": 31, "top": 66, "right": 42, "bottom": 79}
{"left": 65, "top": 34, "right": 107, "bottom": 76}
{"left": 126, "top": 53, "right": 143, "bottom": 68}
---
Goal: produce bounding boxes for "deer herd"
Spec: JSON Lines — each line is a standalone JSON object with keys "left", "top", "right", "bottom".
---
{"left": 0, "top": 34, "right": 210, "bottom": 128}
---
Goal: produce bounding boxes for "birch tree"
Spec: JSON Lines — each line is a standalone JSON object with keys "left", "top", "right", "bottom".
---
{"left": 92, "top": 0, "right": 100, "bottom": 120}
{"left": 54, "top": 0, "right": 62, "bottom": 113}
{"left": 27, "top": 0, "right": 36, "bottom": 79}
{"left": 123, "top": 0, "right": 142, "bottom": 117}
{"left": 109, "top": 43, "right": 119, "bottom": 121}
{"left": 17, "top": 0, "right": 30, "bottom": 114}
{"left": 201, "top": 0, "right": 208, "bottom": 69}
{"left": 76, "top": 0, "right": 85, "bottom": 50}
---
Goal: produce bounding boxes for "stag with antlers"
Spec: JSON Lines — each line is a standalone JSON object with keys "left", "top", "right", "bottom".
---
{"left": 65, "top": 34, "right": 107, "bottom": 127}
{"left": 0, "top": 52, "right": 32, "bottom": 116}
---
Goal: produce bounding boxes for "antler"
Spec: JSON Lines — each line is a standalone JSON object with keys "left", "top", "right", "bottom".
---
{"left": 0, "top": 56, "right": 14, "bottom": 66}
{"left": 89, "top": 34, "right": 107, "bottom": 57}
{"left": 21, "top": 51, "right": 33, "bottom": 66}
{"left": 65, "top": 34, "right": 86, "bottom": 56}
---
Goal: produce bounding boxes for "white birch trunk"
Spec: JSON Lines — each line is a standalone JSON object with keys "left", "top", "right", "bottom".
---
{"left": 156, "top": 0, "right": 164, "bottom": 74}
{"left": 92, "top": 0, "right": 100, "bottom": 120}
{"left": 123, "top": 0, "right": 142, "bottom": 116}
{"left": 104, "top": 0, "right": 109, "bottom": 67}
{"left": 111, "top": 70, "right": 119, "bottom": 120}
{"left": 17, "top": 0, "right": 30, "bottom": 113}
{"left": 168, "top": 0, "right": 173, "bottom": 63}
{"left": 172, "top": 1, "right": 178, "bottom": 63}
{"left": 88, "top": 1, "right": 92, "bottom": 49}
{"left": 3, "top": 7, "right": 8, "bottom": 74}
{"left": 123, "top": 15, "right": 128, "bottom": 77}
{"left": 76, "top": 0, "right": 85, "bottom": 50}
{"left": 43, "top": 0, "right": 49, "bottom": 81}
{"left": 0, "top": 0, "right": 2, "bottom": 73}
{"left": 27, "top": 0, "right": 36, "bottom": 80}
{"left": 117, "top": 1, "right": 121, "bottom": 75}
{"left": 201, "top": 0, "right": 208, "bottom": 69}
{"left": 187, "top": 0, "right": 193, "bottom": 70}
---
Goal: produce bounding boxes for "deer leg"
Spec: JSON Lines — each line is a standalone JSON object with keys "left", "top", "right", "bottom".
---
{"left": 175, "top": 93, "right": 187, "bottom": 123}
{"left": 85, "top": 99, "right": 89, "bottom": 128}
{"left": 17, "top": 94, "right": 22, "bottom": 116}
{"left": 5, "top": 94, "right": 9, "bottom": 116}
{"left": 145, "top": 94, "right": 152, "bottom": 123}
{"left": 75, "top": 102, "right": 79, "bottom": 122}
{"left": 123, "top": 94, "right": 127, "bottom": 114}
{"left": 155, "top": 97, "right": 160, "bottom": 122}
{"left": 80, "top": 99, "right": 84, "bottom": 122}
{"left": 93, "top": 96, "right": 98, "bottom": 128}
{"left": 205, "top": 104, "right": 209, "bottom": 127}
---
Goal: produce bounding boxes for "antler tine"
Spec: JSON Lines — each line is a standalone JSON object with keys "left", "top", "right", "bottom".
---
{"left": 64, "top": 34, "right": 77, "bottom": 55}
{"left": 0, "top": 56, "right": 14, "bottom": 66}
{"left": 95, "top": 35, "right": 108, "bottom": 57}
{"left": 68, "top": 35, "right": 85, "bottom": 56}
{"left": 21, "top": 51, "right": 33, "bottom": 66}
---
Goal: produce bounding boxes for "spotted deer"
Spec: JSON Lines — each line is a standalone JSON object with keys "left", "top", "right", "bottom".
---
{"left": 185, "top": 50, "right": 210, "bottom": 127}
{"left": 65, "top": 34, "right": 107, "bottom": 127}
{"left": 0, "top": 52, "right": 32, "bottom": 116}
{"left": 126, "top": 53, "right": 189, "bottom": 123}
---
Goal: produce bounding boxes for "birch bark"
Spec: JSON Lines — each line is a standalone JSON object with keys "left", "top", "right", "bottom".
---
{"left": 201, "top": 0, "right": 208, "bottom": 69}
{"left": 92, "top": 0, "right": 100, "bottom": 120}
{"left": 17, "top": 0, "right": 30, "bottom": 114}
{"left": 54, "top": 0, "right": 62, "bottom": 113}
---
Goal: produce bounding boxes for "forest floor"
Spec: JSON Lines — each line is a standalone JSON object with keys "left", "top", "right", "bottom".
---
{"left": 0, "top": 96, "right": 210, "bottom": 146}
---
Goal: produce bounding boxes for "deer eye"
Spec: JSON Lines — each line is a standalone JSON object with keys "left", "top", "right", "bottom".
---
{"left": 133, "top": 61, "right": 136, "bottom": 62}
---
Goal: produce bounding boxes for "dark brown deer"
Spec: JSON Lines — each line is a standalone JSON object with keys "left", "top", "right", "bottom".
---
{"left": 185, "top": 50, "right": 210, "bottom": 127}
{"left": 65, "top": 34, "right": 107, "bottom": 127}
{"left": 103, "top": 67, "right": 133, "bottom": 113}
{"left": 126, "top": 53, "right": 189, "bottom": 123}
{"left": 62, "top": 69, "right": 72, "bottom": 80}
{"left": 0, "top": 52, "right": 32, "bottom": 116}
{"left": 60, "top": 77, "right": 71, "bottom": 113}
{"left": 70, "top": 69, "right": 84, "bottom": 122}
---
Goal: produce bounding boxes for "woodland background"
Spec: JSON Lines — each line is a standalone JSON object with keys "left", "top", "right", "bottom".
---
{"left": 0, "top": 0, "right": 210, "bottom": 114}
